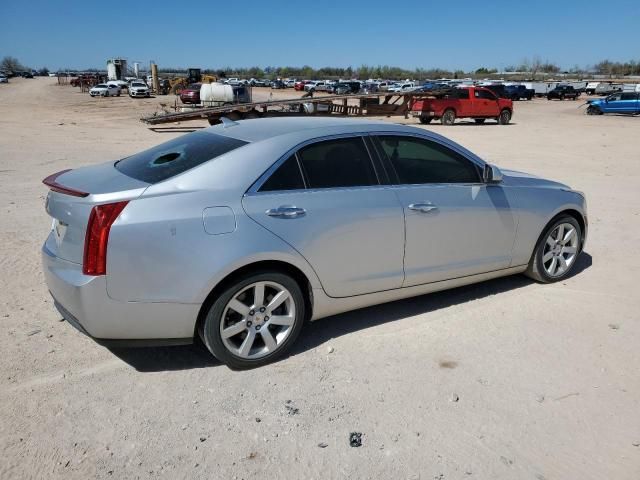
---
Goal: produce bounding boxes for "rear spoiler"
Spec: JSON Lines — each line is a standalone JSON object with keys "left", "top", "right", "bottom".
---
{"left": 42, "top": 169, "right": 89, "bottom": 198}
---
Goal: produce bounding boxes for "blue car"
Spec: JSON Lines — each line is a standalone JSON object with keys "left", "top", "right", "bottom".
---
{"left": 587, "top": 92, "right": 640, "bottom": 115}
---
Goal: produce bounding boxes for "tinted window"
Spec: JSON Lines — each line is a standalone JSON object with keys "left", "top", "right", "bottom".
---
{"left": 621, "top": 92, "right": 638, "bottom": 100}
{"left": 475, "top": 89, "right": 497, "bottom": 100}
{"left": 298, "top": 137, "right": 377, "bottom": 189}
{"left": 260, "top": 155, "right": 305, "bottom": 192}
{"left": 377, "top": 136, "right": 479, "bottom": 184}
{"left": 115, "top": 131, "right": 247, "bottom": 184}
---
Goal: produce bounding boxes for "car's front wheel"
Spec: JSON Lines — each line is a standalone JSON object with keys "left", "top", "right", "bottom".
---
{"left": 498, "top": 109, "right": 511, "bottom": 125}
{"left": 200, "top": 272, "right": 305, "bottom": 369}
{"left": 525, "top": 215, "right": 582, "bottom": 283}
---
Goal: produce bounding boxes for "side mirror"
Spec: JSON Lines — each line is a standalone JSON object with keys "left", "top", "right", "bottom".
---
{"left": 483, "top": 164, "right": 503, "bottom": 184}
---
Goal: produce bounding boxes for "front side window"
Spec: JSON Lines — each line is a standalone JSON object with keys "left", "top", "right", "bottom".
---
{"left": 376, "top": 136, "right": 480, "bottom": 184}
{"left": 297, "top": 137, "right": 377, "bottom": 189}
{"left": 475, "top": 89, "right": 497, "bottom": 100}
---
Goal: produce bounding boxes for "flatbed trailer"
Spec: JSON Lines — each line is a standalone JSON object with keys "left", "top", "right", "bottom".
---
{"left": 140, "top": 89, "right": 455, "bottom": 126}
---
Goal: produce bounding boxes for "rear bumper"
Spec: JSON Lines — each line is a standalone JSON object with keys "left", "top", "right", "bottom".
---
{"left": 42, "top": 242, "right": 197, "bottom": 344}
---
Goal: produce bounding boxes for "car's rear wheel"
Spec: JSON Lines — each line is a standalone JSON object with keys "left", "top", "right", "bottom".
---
{"left": 441, "top": 109, "right": 456, "bottom": 125}
{"left": 498, "top": 109, "right": 511, "bottom": 125}
{"left": 200, "top": 272, "right": 305, "bottom": 369}
{"left": 419, "top": 117, "right": 432, "bottom": 124}
{"left": 525, "top": 215, "right": 582, "bottom": 283}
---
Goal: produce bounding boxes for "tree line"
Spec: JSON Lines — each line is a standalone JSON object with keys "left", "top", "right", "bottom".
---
{"left": 3, "top": 55, "right": 640, "bottom": 79}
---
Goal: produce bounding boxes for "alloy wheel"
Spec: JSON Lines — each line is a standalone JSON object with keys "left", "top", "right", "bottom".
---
{"left": 219, "top": 281, "right": 296, "bottom": 359}
{"left": 541, "top": 223, "right": 579, "bottom": 277}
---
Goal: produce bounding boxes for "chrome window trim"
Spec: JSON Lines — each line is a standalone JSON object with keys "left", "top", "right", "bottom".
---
{"left": 246, "top": 133, "right": 381, "bottom": 196}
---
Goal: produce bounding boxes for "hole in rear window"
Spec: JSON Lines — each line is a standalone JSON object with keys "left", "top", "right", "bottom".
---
{"left": 115, "top": 131, "right": 248, "bottom": 184}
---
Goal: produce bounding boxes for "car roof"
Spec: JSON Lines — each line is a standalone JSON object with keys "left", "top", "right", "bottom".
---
{"left": 205, "top": 117, "right": 414, "bottom": 143}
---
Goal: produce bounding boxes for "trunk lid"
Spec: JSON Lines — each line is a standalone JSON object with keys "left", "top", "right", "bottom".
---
{"left": 44, "top": 161, "right": 149, "bottom": 264}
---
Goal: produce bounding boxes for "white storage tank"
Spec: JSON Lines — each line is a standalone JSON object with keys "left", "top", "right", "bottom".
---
{"left": 200, "top": 83, "right": 235, "bottom": 106}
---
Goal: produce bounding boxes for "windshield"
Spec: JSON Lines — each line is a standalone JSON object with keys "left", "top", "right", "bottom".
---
{"left": 115, "top": 131, "right": 248, "bottom": 184}
{"left": 131, "top": 82, "right": 146, "bottom": 87}
{"left": 95, "top": 84, "right": 107, "bottom": 88}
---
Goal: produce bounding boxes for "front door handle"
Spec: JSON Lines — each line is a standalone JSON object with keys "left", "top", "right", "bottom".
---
{"left": 408, "top": 203, "right": 438, "bottom": 213}
{"left": 265, "top": 205, "right": 306, "bottom": 218}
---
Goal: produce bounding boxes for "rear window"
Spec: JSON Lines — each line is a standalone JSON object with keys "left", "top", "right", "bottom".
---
{"left": 115, "top": 131, "right": 248, "bottom": 184}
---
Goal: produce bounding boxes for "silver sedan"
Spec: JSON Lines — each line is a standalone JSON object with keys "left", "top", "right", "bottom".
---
{"left": 42, "top": 118, "right": 587, "bottom": 368}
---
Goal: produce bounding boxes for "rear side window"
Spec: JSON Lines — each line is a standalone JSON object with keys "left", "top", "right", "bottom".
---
{"left": 297, "top": 137, "right": 377, "bottom": 189}
{"left": 377, "top": 136, "right": 480, "bottom": 184}
{"left": 260, "top": 155, "right": 305, "bottom": 192}
{"left": 115, "top": 131, "right": 247, "bottom": 183}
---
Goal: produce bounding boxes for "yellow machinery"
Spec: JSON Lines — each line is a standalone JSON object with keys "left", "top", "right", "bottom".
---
{"left": 168, "top": 68, "right": 217, "bottom": 95}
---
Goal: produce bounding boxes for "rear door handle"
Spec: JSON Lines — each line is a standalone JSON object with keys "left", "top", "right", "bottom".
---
{"left": 266, "top": 206, "right": 306, "bottom": 218}
{"left": 408, "top": 203, "right": 438, "bottom": 213}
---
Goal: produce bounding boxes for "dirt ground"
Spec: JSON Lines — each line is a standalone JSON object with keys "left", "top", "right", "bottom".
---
{"left": 1, "top": 78, "right": 639, "bottom": 480}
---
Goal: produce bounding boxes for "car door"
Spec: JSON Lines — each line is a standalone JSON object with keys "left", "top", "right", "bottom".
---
{"left": 242, "top": 135, "right": 405, "bottom": 298}
{"left": 619, "top": 92, "right": 639, "bottom": 113}
{"left": 373, "top": 134, "right": 518, "bottom": 287}
{"left": 474, "top": 88, "right": 500, "bottom": 116}
{"left": 603, "top": 93, "right": 622, "bottom": 112}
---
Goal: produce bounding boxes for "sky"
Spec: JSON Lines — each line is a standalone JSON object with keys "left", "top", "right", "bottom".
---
{"left": 1, "top": 0, "right": 639, "bottom": 72}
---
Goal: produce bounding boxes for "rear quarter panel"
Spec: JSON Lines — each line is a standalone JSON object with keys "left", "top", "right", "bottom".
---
{"left": 105, "top": 190, "right": 321, "bottom": 304}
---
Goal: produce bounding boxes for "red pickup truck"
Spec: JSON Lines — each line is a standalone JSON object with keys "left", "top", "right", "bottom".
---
{"left": 411, "top": 86, "right": 513, "bottom": 125}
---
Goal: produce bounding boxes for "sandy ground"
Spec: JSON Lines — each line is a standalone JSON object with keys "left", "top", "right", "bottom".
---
{"left": 1, "top": 78, "right": 639, "bottom": 480}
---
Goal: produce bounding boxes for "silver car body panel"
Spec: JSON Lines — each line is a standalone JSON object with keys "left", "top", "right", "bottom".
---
{"left": 41, "top": 118, "right": 587, "bottom": 340}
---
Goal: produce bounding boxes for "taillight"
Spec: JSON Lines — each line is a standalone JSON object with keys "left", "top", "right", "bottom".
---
{"left": 83, "top": 201, "right": 129, "bottom": 276}
{"left": 43, "top": 169, "right": 89, "bottom": 197}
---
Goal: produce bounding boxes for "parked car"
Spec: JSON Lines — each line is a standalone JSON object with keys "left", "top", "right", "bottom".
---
{"left": 0, "top": 75, "right": 8, "bottom": 83}
{"left": 547, "top": 85, "right": 580, "bottom": 100}
{"left": 329, "top": 82, "right": 360, "bottom": 95}
{"left": 586, "top": 92, "right": 640, "bottom": 115}
{"left": 304, "top": 81, "right": 326, "bottom": 92}
{"left": 107, "top": 80, "right": 129, "bottom": 91}
{"left": 388, "top": 82, "right": 416, "bottom": 92}
{"left": 411, "top": 86, "right": 513, "bottom": 125}
{"left": 129, "top": 81, "right": 150, "bottom": 98}
{"left": 504, "top": 85, "right": 534, "bottom": 101}
{"left": 225, "top": 78, "right": 241, "bottom": 86}
{"left": 361, "top": 82, "right": 379, "bottom": 93}
{"left": 284, "top": 79, "right": 296, "bottom": 88}
{"left": 481, "top": 84, "right": 508, "bottom": 98}
{"left": 294, "top": 80, "right": 310, "bottom": 91}
{"left": 89, "top": 83, "right": 121, "bottom": 97}
{"left": 271, "top": 80, "right": 286, "bottom": 89}
{"left": 180, "top": 83, "right": 201, "bottom": 104}
{"left": 21, "top": 71, "right": 34, "bottom": 78}
{"left": 41, "top": 117, "right": 588, "bottom": 368}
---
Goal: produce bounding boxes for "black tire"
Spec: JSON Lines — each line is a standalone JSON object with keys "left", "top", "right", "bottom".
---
{"left": 474, "top": 118, "right": 486, "bottom": 124}
{"left": 419, "top": 116, "right": 433, "bottom": 124}
{"left": 525, "top": 215, "right": 582, "bottom": 283}
{"left": 497, "top": 109, "right": 511, "bottom": 125}
{"left": 200, "top": 271, "right": 306, "bottom": 369}
{"left": 441, "top": 109, "right": 456, "bottom": 125}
